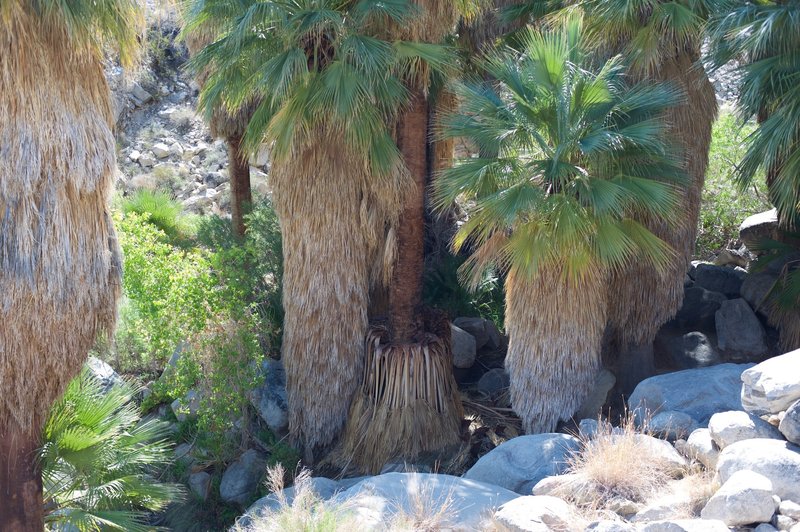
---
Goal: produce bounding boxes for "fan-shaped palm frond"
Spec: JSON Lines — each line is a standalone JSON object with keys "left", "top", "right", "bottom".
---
{"left": 436, "top": 15, "right": 684, "bottom": 432}
{"left": 40, "top": 366, "right": 184, "bottom": 532}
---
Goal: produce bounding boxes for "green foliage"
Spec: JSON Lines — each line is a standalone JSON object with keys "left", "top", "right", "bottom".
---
{"left": 706, "top": 0, "right": 800, "bottom": 227}
{"left": 424, "top": 253, "right": 505, "bottom": 329}
{"left": 697, "top": 109, "right": 770, "bottom": 257}
{"left": 436, "top": 15, "right": 685, "bottom": 285}
{"left": 111, "top": 210, "right": 218, "bottom": 373}
{"left": 183, "top": 0, "right": 456, "bottom": 174}
{"left": 40, "top": 366, "right": 183, "bottom": 531}
{"left": 121, "top": 189, "right": 197, "bottom": 244}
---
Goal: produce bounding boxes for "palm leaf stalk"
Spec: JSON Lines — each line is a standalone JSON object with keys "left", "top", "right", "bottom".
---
{"left": 184, "top": 0, "right": 464, "bottom": 461}
{"left": 0, "top": 1, "right": 138, "bottom": 527}
{"left": 40, "top": 367, "right": 184, "bottom": 532}
{"left": 706, "top": 0, "right": 800, "bottom": 350}
{"left": 436, "top": 16, "right": 685, "bottom": 432}
{"left": 340, "top": 0, "right": 466, "bottom": 473}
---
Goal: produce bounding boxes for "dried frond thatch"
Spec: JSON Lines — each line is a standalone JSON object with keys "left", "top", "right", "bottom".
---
{"left": 505, "top": 266, "right": 608, "bottom": 433}
{"left": 273, "top": 125, "right": 406, "bottom": 454}
{"left": 343, "top": 324, "right": 463, "bottom": 473}
{"left": 606, "top": 48, "right": 718, "bottom": 352}
{"left": 0, "top": 6, "right": 122, "bottom": 432}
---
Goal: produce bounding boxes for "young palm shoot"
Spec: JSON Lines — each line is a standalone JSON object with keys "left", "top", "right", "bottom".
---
{"left": 436, "top": 16, "right": 685, "bottom": 433}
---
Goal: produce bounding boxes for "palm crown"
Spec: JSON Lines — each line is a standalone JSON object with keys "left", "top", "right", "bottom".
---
{"left": 436, "top": 16, "right": 686, "bottom": 285}
{"left": 183, "top": 0, "right": 455, "bottom": 176}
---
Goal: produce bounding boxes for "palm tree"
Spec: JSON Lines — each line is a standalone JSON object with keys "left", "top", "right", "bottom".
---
{"left": 436, "top": 16, "right": 685, "bottom": 433}
{"left": 184, "top": 0, "right": 453, "bottom": 460}
{"left": 40, "top": 367, "right": 183, "bottom": 531}
{"left": 183, "top": 21, "right": 255, "bottom": 238}
{"left": 505, "top": 0, "right": 718, "bottom": 392}
{"left": 706, "top": 0, "right": 800, "bottom": 350}
{"left": 0, "top": 1, "right": 138, "bottom": 527}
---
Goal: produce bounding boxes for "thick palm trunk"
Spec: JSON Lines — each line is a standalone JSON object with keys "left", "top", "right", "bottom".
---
{"left": 606, "top": 50, "right": 717, "bottom": 392}
{"left": 389, "top": 90, "right": 429, "bottom": 341}
{"left": 0, "top": 422, "right": 43, "bottom": 531}
{"left": 227, "top": 135, "right": 252, "bottom": 238}
{"left": 506, "top": 267, "right": 608, "bottom": 433}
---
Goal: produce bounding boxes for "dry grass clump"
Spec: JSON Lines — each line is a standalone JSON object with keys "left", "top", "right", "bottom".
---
{"left": 560, "top": 416, "right": 677, "bottom": 509}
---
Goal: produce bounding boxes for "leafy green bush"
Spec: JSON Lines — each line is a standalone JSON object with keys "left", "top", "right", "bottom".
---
{"left": 122, "top": 189, "right": 198, "bottom": 244}
{"left": 111, "top": 210, "right": 218, "bottom": 372}
{"left": 697, "top": 109, "right": 771, "bottom": 258}
{"left": 40, "top": 366, "right": 183, "bottom": 531}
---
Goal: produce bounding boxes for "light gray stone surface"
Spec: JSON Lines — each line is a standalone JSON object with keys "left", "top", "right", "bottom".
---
{"left": 780, "top": 400, "right": 800, "bottom": 445}
{"left": 701, "top": 470, "right": 777, "bottom": 525}
{"left": 493, "top": 495, "right": 574, "bottom": 532}
{"left": 451, "top": 324, "right": 477, "bottom": 369}
{"left": 742, "top": 350, "right": 800, "bottom": 415}
{"left": 220, "top": 449, "right": 267, "bottom": 506}
{"left": 708, "top": 410, "right": 783, "bottom": 449}
{"left": 717, "top": 438, "right": 800, "bottom": 502}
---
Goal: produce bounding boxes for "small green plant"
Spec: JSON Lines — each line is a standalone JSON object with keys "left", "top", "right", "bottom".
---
{"left": 122, "top": 189, "right": 197, "bottom": 243}
{"left": 151, "top": 164, "right": 187, "bottom": 197}
{"left": 40, "top": 366, "right": 184, "bottom": 531}
{"left": 697, "top": 109, "right": 771, "bottom": 258}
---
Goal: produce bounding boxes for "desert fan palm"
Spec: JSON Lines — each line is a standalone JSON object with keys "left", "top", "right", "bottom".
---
{"left": 0, "top": 0, "right": 138, "bottom": 527}
{"left": 436, "top": 16, "right": 684, "bottom": 432}
{"left": 185, "top": 0, "right": 458, "bottom": 458}
{"left": 706, "top": 0, "right": 800, "bottom": 350}
{"left": 40, "top": 367, "right": 183, "bottom": 532}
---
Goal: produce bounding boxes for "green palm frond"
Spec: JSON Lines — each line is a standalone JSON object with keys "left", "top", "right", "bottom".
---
{"left": 183, "top": 0, "right": 457, "bottom": 175}
{"left": 436, "top": 14, "right": 684, "bottom": 287}
{"left": 706, "top": 1, "right": 800, "bottom": 228}
{"left": 40, "top": 366, "right": 184, "bottom": 532}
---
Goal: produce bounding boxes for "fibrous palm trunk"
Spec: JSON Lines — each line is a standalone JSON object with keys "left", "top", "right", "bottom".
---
{"left": 506, "top": 267, "right": 608, "bottom": 433}
{"left": 0, "top": 8, "right": 121, "bottom": 529}
{"left": 606, "top": 49, "right": 717, "bottom": 393}
{"left": 227, "top": 134, "right": 252, "bottom": 238}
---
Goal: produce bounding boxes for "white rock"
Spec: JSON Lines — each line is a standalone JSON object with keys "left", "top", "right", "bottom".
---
{"left": 493, "top": 495, "right": 575, "bottom": 531}
{"left": 152, "top": 142, "right": 171, "bottom": 159}
{"left": 683, "top": 428, "right": 720, "bottom": 470}
{"left": 450, "top": 324, "right": 477, "bottom": 369}
{"left": 742, "top": 349, "right": 800, "bottom": 415}
{"left": 779, "top": 400, "right": 800, "bottom": 445}
{"left": 775, "top": 515, "right": 797, "bottom": 530}
{"left": 333, "top": 472, "right": 518, "bottom": 530}
{"left": 639, "top": 519, "right": 729, "bottom": 532}
{"left": 781, "top": 501, "right": 800, "bottom": 520}
{"left": 463, "top": 434, "right": 581, "bottom": 494}
{"left": 138, "top": 153, "right": 156, "bottom": 168}
{"left": 170, "top": 142, "right": 184, "bottom": 157}
{"left": 717, "top": 438, "right": 800, "bottom": 502}
{"left": 701, "top": 470, "right": 777, "bottom": 525}
{"left": 619, "top": 434, "right": 687, "bottom": 476}
{"left": 708, "top": 410, "right": 783, "bottom": 449}
{"left": 129, "top": 150, "right": 141, "bottom": 162}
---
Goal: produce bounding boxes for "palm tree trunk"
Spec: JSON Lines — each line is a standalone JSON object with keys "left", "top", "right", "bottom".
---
{"left": 227, "top": 135, "right": 252, "bottom": 238}
{"left": 389, "top": 90, "right": 429, "bottom": 342}
{"left": 0, "top": 422, "right": 43, "bottom": 531}
{"left": 506, "top": 267, "right": 608, "bottom": 433}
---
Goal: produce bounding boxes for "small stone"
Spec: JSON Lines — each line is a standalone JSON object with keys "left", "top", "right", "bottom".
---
{"left": 701, "top": 470, "right": 778, "bottom": 526}
{"left": 493, "top": 495, "right": 575, "bottom": 532}
{"left": 575, "top": 369, "right": 616, "bottom": 420}
{"left": 130, "top": 82, "right": 153, "bottom": 105}
{"left": 775, "top": 515, "right": 797, "bottom": 531}
{"left": 170, "top": 142, "right": 184, "bottom": 157}
{"left": 129, "top": 150, "right": 141, "bottom": 162}
{"left": 607, "top": 497, "right": 641, "bottom": 516}
{"left": 477, "top": 368, "right": 509, "bottom": 395}
{"left": 138, "top": 153, "right": 156, "bottom": 168}
{"left": 639, "top": 519, "right": 729, "bottom": 532}
{"left": 695, "top": 263, "right": 746, "bottom": 297}
{"left": 219, "top": 450, "right": 267, "bottom": 506}
{"left": 755, "top": 525, "right": 779, "bottom": 532}
{"left": 648, "top": 410, "right": 697, "bottom": 441}
{"left": 683, "top": 428, "right": 720, "bottom": 470}
{"left": 585, "top": 521, "right": 635, "bottom": 532}
{"left": 189, "top": 471, "right": 212, "bottom": 501}
{"left": 152, "top": 143, "right": 171, "bottom": 159}
{"left": 781, "top": 501, "right": 800, "bottom": 520}
{"left": 779, "top": 400, "right": 800, "bottom": 445}
{"left": 451, "top": 324, "right": 477, "bottom": 369}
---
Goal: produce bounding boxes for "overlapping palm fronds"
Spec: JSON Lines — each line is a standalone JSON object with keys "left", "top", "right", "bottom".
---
{"left": 436, "top": 15, "right": 685, "bottom": 432}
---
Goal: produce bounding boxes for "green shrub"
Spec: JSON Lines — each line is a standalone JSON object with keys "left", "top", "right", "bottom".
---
{"left": 40, "top": 366, "right": 183, "bottom": 531}
{"left": 697, "top": 109, "right": 771, "bottom": 258}
{"left": 122, "top": 189, "right": 197, "bottom": 243}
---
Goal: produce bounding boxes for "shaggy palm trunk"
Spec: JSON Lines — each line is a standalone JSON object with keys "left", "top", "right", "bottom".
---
{"left": 606, "top": 50, "right": 717, "bottom": 393}
{"left": 506, "top": 267, "right": 608, "bottom": 433}
{"left": 0, "top": 423, "right": 42, "bottom": 531}
{"left": 227, "top": 135, "right": 252, "bottom": 238}
{"left": 0, "top": 8, "right": 121, "bottom": 529}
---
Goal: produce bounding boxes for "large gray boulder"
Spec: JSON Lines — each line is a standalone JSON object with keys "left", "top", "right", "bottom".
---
{"left": 492, "top": 495, "right": 575, "bottom": 531}
{"left": 701, "top": 470, "right": 778, "bottom": 526}
{"left": 717, "top": 439, "right": 800, "bottom": 502}
{"left": 240, "top": 477, "right": 341, "bottom": 526}
{"left": 674, "top": 287, "right": 727, "bottom": 330}
{"left": 453, "top": 317, "right": 502, "bottom": 351}
{"left": 741, "top": 349, "right": 800, "bottom": 415}
{"left": 741, "top": 271, "right": 779, "bottom": 313}
{"left": 334, "top": 473, "right": 518, "bottom": 530}
{"left": 682, "top": 428, "right": 720, "bottom": 470}
{"left": 463, "top": 434, "right": 581, "bottom": 494}
{"left": 628, "top": 363, "right": 753, "bottom": 427}
{"left": 451, "top": 324, "right": 477, "bottom": 369}
{"left": 477, "top": 368, "right": 509, "bottom": 395}
{"left": 716, "top": 298, "right": 768, "bottom": 361}
{"left": 779, "top": 400, "right": 800, "bottom": 445}
{"left": 188, "top": 471, "right": 212, "bottom": 501}
{"left": 708, "top": 410, "right": 783, "bottom": 449}
{"left": 694, "top": 263, "right": 745, "bottom": 297}
{"left": 250, "top": 358, "right": 289, "bottom": 434}
{"left": 220, "top": 450, "right": 267, "bottom": 506}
